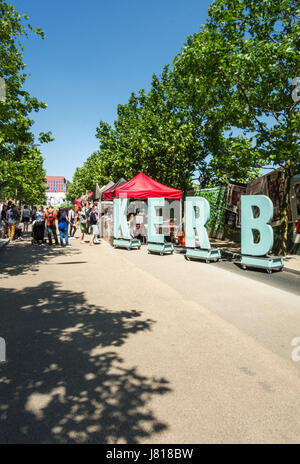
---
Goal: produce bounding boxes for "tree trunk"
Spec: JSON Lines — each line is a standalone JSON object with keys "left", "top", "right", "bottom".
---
{"left": 277, "top": 166, "right": 292, "bottom": 256}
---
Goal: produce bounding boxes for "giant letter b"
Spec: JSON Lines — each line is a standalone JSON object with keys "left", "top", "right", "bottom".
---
{"left": 241, "top": 195, "right": 274, "bottom": 256}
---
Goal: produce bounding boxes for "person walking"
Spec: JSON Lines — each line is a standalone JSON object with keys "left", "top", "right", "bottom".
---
{"left": 35, "top": 206, "right": 46, "bottom": 244}
{"left": 78, "top": 206, "right": 87, "bottom": 244}
{"left": 290, "top": 218, "right": 300, "bottom": 255}
{"left": 0, "top": 204, "right": 3, "bottom": 239}
{"left": 15, "top": 206, "right": 23, "bottom": 240}
{"left": 44, "top": 205, "right": 59, "bottom": 246}
{"left": 1, "top": 205, "right": 7, "bottom": 238}
{"left": 22, "top": 205, "right": 31, "bottom": 233}
{"left": 68, "top": 206, "right": 76, "bottom": 239}
{"left": 86, "top": 203, "right": 92, "bottom": 235}
{"left": 6, "top": 204, "right": 19, "bottom": 242}
{"left": 31, "top": 206, "right": 37, "bottom": 223}
{"left": 127, "top": 213, "right": 136, "bottom": 238}
{"left": 57, "top": 208, "right": 71, "bottom": 247}
{"left": 89, "top": 206, "right": 99, "bottom": 246}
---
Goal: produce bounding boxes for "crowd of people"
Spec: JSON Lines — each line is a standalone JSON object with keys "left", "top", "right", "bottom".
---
{"left": 1, "top": 200, "right": 300, "bottom": 254}
{"left": 0, "top": 201, "right": 100, "bottom": 247}
{"left": 1, "top": 202, "right": 25, "bottom": 241}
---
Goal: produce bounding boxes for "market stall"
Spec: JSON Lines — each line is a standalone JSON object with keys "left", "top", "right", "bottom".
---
{"left": 112, "top": 172, "right": 182, "bottom": 253}
{"left": 114, "top": 172, "right": 182, "bottom": 200}
{"left": 103, "top": 178, "right": 127, "bottom": 200}
{"left": 97, "top": 181, "right": 114, "bottom": 240}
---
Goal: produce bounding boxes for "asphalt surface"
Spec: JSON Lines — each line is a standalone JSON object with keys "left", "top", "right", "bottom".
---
{"left": 120, "top": 244, "right": 300, "bottom": 368}
{"left": 210, "top": 259, "right": 300, "bottom": 297}
{"left": 0, "top": 237, "right": 300, "bottom": 444}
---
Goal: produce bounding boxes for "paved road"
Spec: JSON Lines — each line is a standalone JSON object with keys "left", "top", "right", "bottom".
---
{"left": 173, "top": 248, "right": 300, "bottom": 297}
{"left": 0, "top": 236, "right": 300, "bottom": 444}
{"left": 211, "top": 259, "right": 300, "bottom": 297}
{"left": 124, "top": 245, "right": 300, "bottom": 367}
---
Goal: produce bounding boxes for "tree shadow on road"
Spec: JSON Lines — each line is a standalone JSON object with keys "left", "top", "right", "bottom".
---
{"left": 0, "top": 239, "right": 81, "bottom": 279}
{"left": 0, "top": 281, "right": 170, "bottom": 443}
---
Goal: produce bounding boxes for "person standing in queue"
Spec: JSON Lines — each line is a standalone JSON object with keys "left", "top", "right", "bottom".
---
{"left": 35, "top": 206, "right": 46, "bottom": 245}
{"left": 291, "top": 217, "right": 300, "bottom": 255}
{"left": 68, "top": 206, "right": 76, "bottom": 239}
{"left": 89, "top": 206, "right": 99, "bottom": 246}
{"left": 31, "top": 206, "right": 37, "bottom": 223}
{"left": 86, "top": 202, "right": 92, "bottom": 235}
{"left": 44, "top": 205, "right": 59, "bottom": 246}
{"left": 6, "top": 204, "right": 20, "bottom": 242}
{"left": 1, "top": 205, "right": 7, "bottom": 238}
{"left": 57, "top": 207, "right": 71, "bottom": 248}
{"left": 78, "top": 206, "right": 87, "bottom": 244}
{"left": 22, "top": 205, "right": 31, "bottom": 234}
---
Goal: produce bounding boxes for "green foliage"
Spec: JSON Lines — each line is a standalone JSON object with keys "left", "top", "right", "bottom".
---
{"left": 196, "top": 187, "right": 227, "bottom": 234}
{"left": 65, "top": 152, "right": 105, "bottom": 201}
{"left": 69, "top": 0, "right": 298, "bottom": 254}
{"left": 173, "top": 0, "right": 299, "bottom": 173}
{"left": 1, "top": 144, "right": 47, "bottom": 204}
{"left": 0, "top": 0, "right": 52, "bottom": 204}
{"left": 172, "top": 0, "right": 299, "bottom": 254}
{"left": 72, "top": 67, "right": 217, "bottom": 198}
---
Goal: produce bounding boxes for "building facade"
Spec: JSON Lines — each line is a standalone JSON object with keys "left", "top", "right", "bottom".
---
{"left": 46, "top": 176, "right": 67, "bottom": 193}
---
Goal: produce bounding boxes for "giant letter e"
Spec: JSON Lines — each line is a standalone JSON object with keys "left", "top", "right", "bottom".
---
{"left": 148, "top": 198, "right": 165, "bottom": 243}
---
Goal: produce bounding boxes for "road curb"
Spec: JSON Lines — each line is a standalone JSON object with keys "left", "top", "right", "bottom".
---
{"left": 221, "top": 249, "right": 300, "bottom": 276}
{"left": 283, "top": 266, "right": 300, "bottom": 276}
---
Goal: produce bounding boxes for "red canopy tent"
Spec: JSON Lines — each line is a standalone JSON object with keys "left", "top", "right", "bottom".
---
{"left": 114, "top": 173, "right": 182, "bottom": 200}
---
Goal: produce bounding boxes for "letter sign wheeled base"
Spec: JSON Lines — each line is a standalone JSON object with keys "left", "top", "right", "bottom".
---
{"left": 113, "top": 238, "right": 141, "bottom": 250}
{"left": 240, "top": 255, "right": 284, "bottom": 274}
{"left": 184, "top": 247, "right": 221, "bottom": 263}
{"left": 148, "top": 242, "right": 174, "bottom": 256}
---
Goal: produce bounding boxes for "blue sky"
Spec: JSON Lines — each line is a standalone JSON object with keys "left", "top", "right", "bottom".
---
{"left": 12, "top": 0, "right": 212, "bottom": 181}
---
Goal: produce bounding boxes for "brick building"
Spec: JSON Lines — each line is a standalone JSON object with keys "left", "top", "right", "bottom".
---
{"left": 46, "top": 176, "right": 67, "bottom": 193}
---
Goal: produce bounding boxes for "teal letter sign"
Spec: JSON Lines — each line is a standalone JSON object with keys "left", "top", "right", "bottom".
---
{"left": 185, "top": 197, "right": 210, "bottom": 249}
{"left": 148, "top": 198, "right": 164, "bottom": 243}
{"left": 113, "top": 198, "right": 130, "bottom": 239}
{"left": 241, "top": 195, "right": 274, "bottom": 256}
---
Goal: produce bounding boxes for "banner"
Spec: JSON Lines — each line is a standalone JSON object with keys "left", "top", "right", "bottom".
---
{"left": 226, "top": 183, "right": 247, "bottom": 228}
{"left": 246, "top": 170, "right": 285, "bottom": 224}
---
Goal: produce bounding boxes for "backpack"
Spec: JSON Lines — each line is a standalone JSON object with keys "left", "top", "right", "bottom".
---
{"left": 90, "top": 212, "right": 97, "bottom": 225}
{"left": 8, "top": 208, "right": 18, "bottom": 221}
{"left": 48, "top": 210, "right": 55, "bottom": 225}
{"left": 80, "top": 211, "right": 87, "bottom": 224}
{"left": 58, "top": 211, "right": 67, "bottom": 230}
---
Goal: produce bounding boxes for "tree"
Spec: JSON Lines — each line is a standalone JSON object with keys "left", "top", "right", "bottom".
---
{"left": 93, "top": 68, "right": 207, "bottom": 195}
{"left": 66, "top": 151, "right": 110, "bottom": 201}
{"left": 173, "top": 0, "right": 300, "bottom": 254}
{"left": 0, "top": 0, "right": 53, "bottom": 204}
{"left": 1, "top": 144, "right": 47, "bottom": 204}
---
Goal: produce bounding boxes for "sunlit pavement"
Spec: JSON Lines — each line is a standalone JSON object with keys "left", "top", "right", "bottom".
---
{"left": 0, "top": 234, "right": 300, "bottom": 443}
